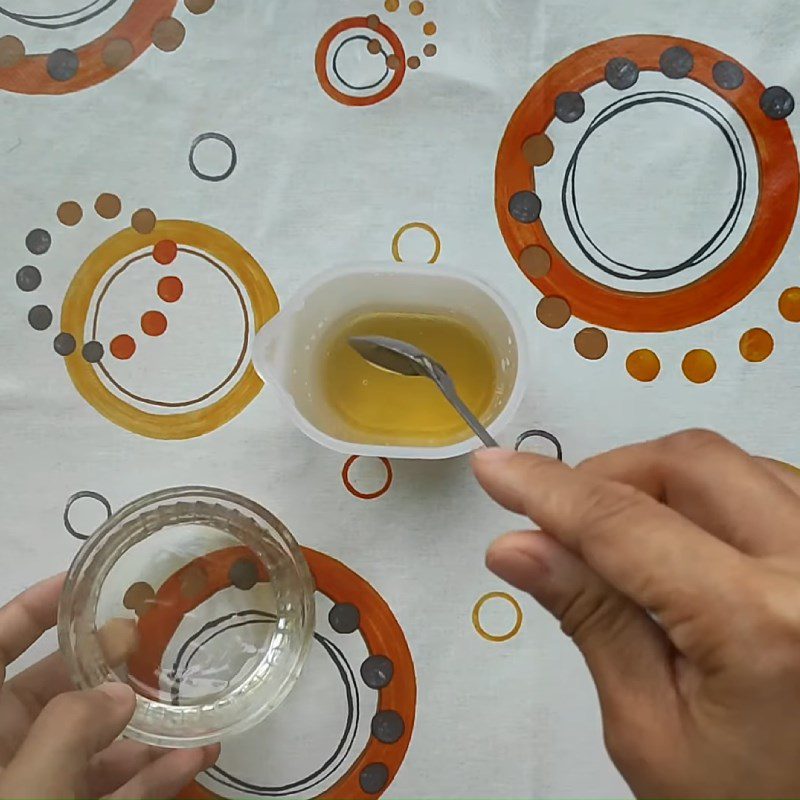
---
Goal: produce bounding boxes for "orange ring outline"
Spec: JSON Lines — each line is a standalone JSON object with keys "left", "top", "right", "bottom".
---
{"left": 342, "top": 456, "right": 394, "bottom": 500}
{"left": 60, "top": 220, "right": 279, "bottom": 440}
{"left": 315, "top": 17, "right": 406, "bottom": 107}
{"left": 126, "top": 545, "right": 416, "bottom": 800}
{"left": 0, "top": 0, "right": 178, "bottom": 95}
{"left": 472, "top": 592, "right": 523, "bottom": 643}
{"left": 391, "top": 222, "right": 442, "bottom": 264}
{"left": 495, "top": 35, "right": 800, "bottom": 332}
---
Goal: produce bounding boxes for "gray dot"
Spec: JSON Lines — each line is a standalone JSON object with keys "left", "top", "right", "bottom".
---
{"left": 605, "top": 57, "right": 639, "bottom": 90}
{"left": 16, "top": 265, "right": 41, "bottom": 292}
{"left": 359, "top": 763, "right": 389, "bottom": 795}
{"left": 82, "top": 340, "right": 104, "bottom": 363}
{"left": 361, "top": 655, "right": 394, "bottom": 689}
{"left": 54, "top": 332, "right": 76, "bottom": 356}
{"left": 508, "top": 190, "right": 542, "bottom": 224}
{"left": 713, "top": 60, "right": 744, "bottom": 90}
{"left": 761, "top": 86, "right": 795, "bottom": 120}
{"left": 660, "top": 46, "right": 693, "bottom": 79}
{"left": 229, "top": 558, "right": 259, "bottom": 590}
{"left": 329, "top": 602, "right": 360, "bottom": 634}
{"left": 371, "top": 710, "right": 404, "bottom": 743}
{"left": 28, "top": 305, "right": 52, "bottom": 331}
{"left": 555, "top": 91, "right": 585, "bottom": 122}
{"left": 47, "top": 48, "right": 79, "bottom": 81}
{"left": 26, "top": 228, "right": 51, "bottom": 255}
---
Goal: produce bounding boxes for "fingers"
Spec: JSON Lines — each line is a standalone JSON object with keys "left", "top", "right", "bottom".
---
{"left": 87, "top": 740, "right": 166, "bottom": 797}
{"left": 486, "top": 530, "right": 673, "bottom": 723}
{"left": 577, "top": 431, "right": 800, "bottom": 556}
{"left": 755, "top": 457, "right": 800, "bottom": 496}
{"left": 107, "top": 744, "right": 220, "bottom": 800}
{"left": 0, "top": 683, "right": 136, "bottom": 798}
{"left": 0, "top": 574, "right": 64, "bottom": 685}
{"left": 472, "top": 448, "right": 747, "bottom": 663}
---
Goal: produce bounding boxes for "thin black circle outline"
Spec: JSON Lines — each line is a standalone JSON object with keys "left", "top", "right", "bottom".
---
{"left": 189, "top": 133, "right": 238, "bottom": 183}
{"left": 170, "top": 610, "right": 362, "bottom": 797}
{"left": 0, "top": 0, "right": 120, "bottom": 29}
{"left": 63, "top": 490, "right": 112, "bottom": 541}
{"left": 559, "top": 90, "right": 747, "bottom": 281}
{"left": 514, "top": 430, "right": 563, "bottom": 461}
{"left": 331, "top": 34, "right": 390, "bottom": 92}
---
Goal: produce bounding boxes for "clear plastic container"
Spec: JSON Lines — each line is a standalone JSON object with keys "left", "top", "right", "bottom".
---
{"left": 58, "top": 487, "right": 315, "bottom": 748}
{"left": 253, "top": 263, "right": 528, "bottom": 459}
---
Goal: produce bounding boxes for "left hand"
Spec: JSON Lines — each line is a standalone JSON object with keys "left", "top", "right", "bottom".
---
{"left": 0, "top": 574, "right": 219, "bottom": 799}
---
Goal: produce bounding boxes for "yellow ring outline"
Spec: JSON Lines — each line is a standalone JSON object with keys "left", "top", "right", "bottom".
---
{"left": 61, "top": 220, "right": 279, "bottom": 440}
{"left": 472, "top": 591, "right": 523, "bottom": 643}
{"left": 391, "top": 221, "right": 442, "bottom": 264}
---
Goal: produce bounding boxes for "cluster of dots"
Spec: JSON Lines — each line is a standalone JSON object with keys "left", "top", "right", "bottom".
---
{"left": 371, "top": 0, "right": 437, "bottom": 71}
{"left": 0, "top": 0, "right": 213, "bottom": 82}
{"left": 17, "top": 193, "right": 159, "bottom": 364}
{"left": 109, "top": 239, "right": 185, "bottom": 361}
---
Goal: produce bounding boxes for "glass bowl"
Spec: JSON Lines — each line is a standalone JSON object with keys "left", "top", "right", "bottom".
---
{"left": 58, "top": 487, "right": 315, "bottom": 748}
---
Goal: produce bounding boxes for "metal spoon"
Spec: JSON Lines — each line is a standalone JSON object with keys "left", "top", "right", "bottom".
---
{"left": 348, "top": 335, "right": 498, "bottom": 448}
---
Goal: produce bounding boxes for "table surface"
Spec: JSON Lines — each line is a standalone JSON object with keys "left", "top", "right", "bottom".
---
{"left": 2, "top": 1, "right": 799, "bottom": 797}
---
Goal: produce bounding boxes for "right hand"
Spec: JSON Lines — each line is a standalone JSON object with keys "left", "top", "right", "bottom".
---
{"left": 473, "top": 431, "right": 800, "bottom": 799}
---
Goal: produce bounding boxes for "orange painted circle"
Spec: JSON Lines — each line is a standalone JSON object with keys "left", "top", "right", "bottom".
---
{"left": 682, "top": 349, "right": 717, "bottom": 383}
{"left": 315, "top": 17, "right": 406, "bottom": 107}
{"left": 779, "top": 287, "right": 800, "bottom": 321}
{"left": 0, "top": 1, "right": 178, "bottom": 95}
{"left": 158, "top": 276, "right": 184, "bottom": 302}
{"left": 153, "top": 239, "right": 178, "bottom": 265}
{"left": 141, "top": 310, "right": 167, "bottom": 337}
{"left": 342, "top": 456, "right": 394, "bottom": 500}
{"left": 739, "top": 327, "right": 774, "bottom": 362}
{"left": 496, "top": 35, "right": 799, "bottom": 332}
{"left": 128, "top": 546, "right": 416, "bottom": 800}
{"left": 626, "top": 349, "right": 661, "bottom": 382}
{"left": 110, "top": 334, "right": 136, "bottom": 360}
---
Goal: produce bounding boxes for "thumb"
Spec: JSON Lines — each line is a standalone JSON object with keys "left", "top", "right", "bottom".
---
{"left": 0, "top": 683, "right": 136, "bottom": 799}
{"left": 487, "top": 531, "right": 672, "bottom": 727}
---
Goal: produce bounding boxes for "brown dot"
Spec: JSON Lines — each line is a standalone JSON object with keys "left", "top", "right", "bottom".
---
{"left": 626, "top": 349, "right": 660, "bottom": 382}
{"left": 102, "top": 39, "right": 134, "bottom": 70}
{"left": 536, "top": 296, "right": 571, "bottom": 329}
{"left": 131, "top": 208, "right": 157, "bottom": 234}
{"left": 57, "top": 201, "right": 83, "bottom": 227}
{"left": 95, "top": 193, "right": 121, "bottom": 219}
{"left": 407, "top": 55, "right": 421, "bottom": 69}
{"left": 522, "top": 134, "right": 554, "bottom": 166}
{"left": 185, "top": 0, "right": 215, "bottom": 13}
{"left": 180, "top": 564, "right": 208, "bottom": 599}
{"left": 423, "top": 21, "right": 437, "bottom": 35}
{"left": 97, "top": 618, "right": 139, "bottom": 665}
{"left": 574, "top": 327, "right": 608, "bottom": 360}
{"left": 779, "top": 287, "right": 800, "bottom": 322}
{"left": 229, "top": 558, "right": 259, "bottom": 590}
{"left": 409, "top": 0, "right": 424, "bottom": 15}
{"left": 366, "top": 14, "right": 380, "bottom": 30}
{"left": 519, "top": 246, "right": 551, "bottom": 278}
{"left": 0, "top": 35, "right": 24, "bottom": 69}
{"left": 152, "top": 17, "right": 186, "bottom": 52}
{"left": 386, "top": 54, "right": 401, "bottom": 70}
{"left": 367, "top": 39, "right": 382, "bottom": 55}
{"left": 385, "top": 0, "right": 399, "bottom": 9}
{"left": 739, "top": 327, "right": 774, "bottom": 362}
{"left": 123, "top": 582, "right": 156, "bottom": 615}
{"left": 423, "top": 43, "right": 437, "bottom": 57}
{"left": 682, "top": 349, "right": 716, "bottom": 384}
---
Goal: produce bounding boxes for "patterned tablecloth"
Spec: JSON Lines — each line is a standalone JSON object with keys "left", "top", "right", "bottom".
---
{"left": 2, "top": 1, "right": 799, "bottom": 797}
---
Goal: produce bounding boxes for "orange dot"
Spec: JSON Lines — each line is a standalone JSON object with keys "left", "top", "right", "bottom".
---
{"left": 110, "top": 334, "right": 136, "bottom": 360}
{"left": 153, "top": 239, "right": 178, "bottom": 265}
{"left": 682, "top": 349, "right": 716, "bottom": 384}
{"left": 158, "top": 276, "right": 184, "bottom": 303}
{"left": 626, "top": 349, "right": 660, "bottom": 382}
{"left": 141, "top": 310, "right": 167, "bottom": 337}
{"left": 384, "top": 0, "right": 399, "bottom": 10}
{"left": 739, "top": 328, "right": 774, "bottom": 362}
{"left": 423, "top": 21, "right": 437, "bottom": 35}
{"left": 779, "top": 287, "right": 800, "bottom": 322}
{"left": 409, "top": 0, "right": 424, "bottom": 15}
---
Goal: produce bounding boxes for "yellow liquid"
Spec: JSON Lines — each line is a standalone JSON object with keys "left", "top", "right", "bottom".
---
{"left": 319, "top": 311, "right": 499, "bottom": 446}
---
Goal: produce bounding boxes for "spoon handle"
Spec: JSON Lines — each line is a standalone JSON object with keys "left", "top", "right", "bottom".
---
{"left": 431, "top": 369, "right": 498, "bottom": 448}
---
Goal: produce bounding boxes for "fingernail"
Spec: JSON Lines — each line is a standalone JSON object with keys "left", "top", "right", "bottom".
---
{"left": 472, "top": 447, "right": 516, "bottom": 464}
{"left": 97, "top": 681, "right": 136, "bottom": 704}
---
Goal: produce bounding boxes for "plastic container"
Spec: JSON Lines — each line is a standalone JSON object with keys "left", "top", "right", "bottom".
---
{"left": 58, "top": 487, "right": 315, "bottom": 748}
{"left": 253, "top": 263, "right": 527, "bottom": 459}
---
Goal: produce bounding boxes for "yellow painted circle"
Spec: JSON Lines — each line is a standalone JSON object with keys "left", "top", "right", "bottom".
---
{"left": 391, "top": 221, "right": 442, "bottom": 264}
{"left": 472, "top": 591, "right": 523, "bottom": 643}
{"left": 60, "top": 220, "right": 279, "bottom": 440}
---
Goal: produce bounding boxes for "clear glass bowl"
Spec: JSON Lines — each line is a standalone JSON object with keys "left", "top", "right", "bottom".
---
{"left": 58, "top": 487, "right": 315, "bottom": 748}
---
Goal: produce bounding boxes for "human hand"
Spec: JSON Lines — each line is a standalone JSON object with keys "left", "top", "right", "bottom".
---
{"left": 472, "top": 431, "right": 800, "bottom": 799}
{"left": 0, "top": 574, "right": 219, "bottom": 799}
